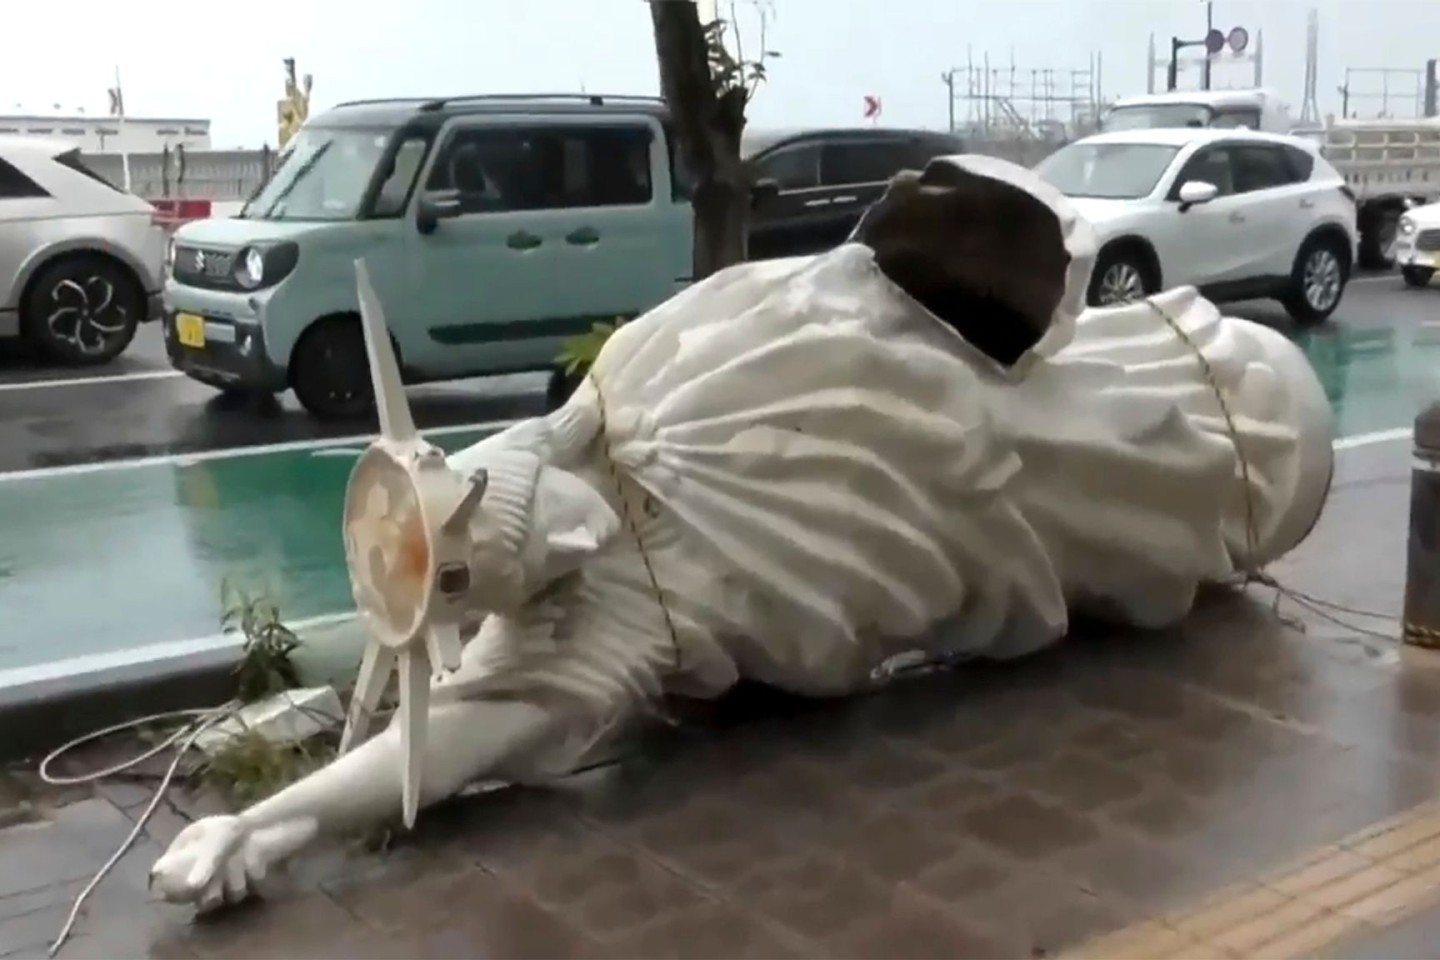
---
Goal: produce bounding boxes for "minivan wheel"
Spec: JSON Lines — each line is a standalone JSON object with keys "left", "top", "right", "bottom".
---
{"left": 1402, "top": 265, "right": 1435, "bottom": 289}
{"left": 289, "top": 317, "right": 375, "bottom": 420}
{"left": 22, "top": 255, "right": 142, "bottom": 365}
{"left": 1283, "top": 235, "right": 1349, "bottom": 326}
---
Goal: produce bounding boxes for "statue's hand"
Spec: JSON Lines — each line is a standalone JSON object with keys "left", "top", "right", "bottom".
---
{"left": 149, "top": 815, "right": 254, "bottom": 909}
{"left": 149, "top": 815, "right": 316, "bottom": 911}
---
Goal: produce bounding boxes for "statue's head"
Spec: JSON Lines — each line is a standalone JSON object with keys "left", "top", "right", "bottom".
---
{"left": 852, "top": 154, "right": 1097, "bottom": 368}
{"left": 336, "top": 261, "right": 622, "bottom": 829}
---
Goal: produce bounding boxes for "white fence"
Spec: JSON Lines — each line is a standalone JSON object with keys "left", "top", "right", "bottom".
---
{"left": 85, "top": 149, "right": 273, "bottom": 202}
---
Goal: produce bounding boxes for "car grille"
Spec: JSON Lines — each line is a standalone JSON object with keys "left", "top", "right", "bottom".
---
{"left": 1416, "top": 229, "right": 1440, "bottom": 253}
{"left": 173, "top": 245, "right": 238, "bottom": 290}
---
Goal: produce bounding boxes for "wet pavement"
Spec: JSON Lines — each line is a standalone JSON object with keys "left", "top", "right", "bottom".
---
{"left": 1, "top": 435, "right": 1437, "bottom": 959}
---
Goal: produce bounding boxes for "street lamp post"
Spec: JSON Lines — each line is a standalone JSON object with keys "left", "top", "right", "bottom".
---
{"left": 1168, "top": 2, "right": 1228, "bottom": 93}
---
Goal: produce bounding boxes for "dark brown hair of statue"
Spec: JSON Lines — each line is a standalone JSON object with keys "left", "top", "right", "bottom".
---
{"left": 854, "top": 162, "right": 1071, "bottom": 366}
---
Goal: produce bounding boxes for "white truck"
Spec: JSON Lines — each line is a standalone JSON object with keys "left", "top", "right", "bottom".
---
{"left": 1100, "top": 88, "right": 1440, "bottom": 269}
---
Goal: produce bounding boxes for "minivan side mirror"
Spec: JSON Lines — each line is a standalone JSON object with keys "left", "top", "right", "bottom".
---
{"left": 1176, "top": 180, "right": 1219, "bottom": 211}
{"left": 750, "top": 177, "right": 781, "bottom": 208}
{"left": 416, "top": 190, "right": 463, "bottom": 235}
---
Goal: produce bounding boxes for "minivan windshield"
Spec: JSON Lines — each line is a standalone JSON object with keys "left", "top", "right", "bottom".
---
{"left": 242, "top": 126, "right": 405, "bottom": 221}
{"left": 1034, "top": 142, "right": 1181, "bottom": 200}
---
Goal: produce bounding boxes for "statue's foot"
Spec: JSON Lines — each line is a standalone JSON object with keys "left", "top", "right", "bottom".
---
{"left": 149, "top": 815, "right": 317, "bottom": 911}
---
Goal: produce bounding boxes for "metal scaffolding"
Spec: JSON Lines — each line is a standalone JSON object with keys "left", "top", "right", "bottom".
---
{"left": 1338, "top": 67, "right": 1427, "bottom": 119}
{"left": 940, "top": 48, "right": 1106, "bottom": 144}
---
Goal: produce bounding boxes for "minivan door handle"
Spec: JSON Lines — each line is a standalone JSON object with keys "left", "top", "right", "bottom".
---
{"left": 1299, "top": 198, "right": 1315, "bottom": 209}
{"left": 1228, "top": 211, "right": 1247, "bottom": 223}
{"left": 565, "top": 226, "right": 600, "bottom": 246}
{"left": 506, "top": 230, "right": 543, "bottom": 251}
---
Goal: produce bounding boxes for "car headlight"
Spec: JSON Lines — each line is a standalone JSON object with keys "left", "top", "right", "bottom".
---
{"left": 236, "top": 247, "right": 265, "bottom": 289}
{"left": 1400, "top": 217, "right": 1417, "bottom": 236}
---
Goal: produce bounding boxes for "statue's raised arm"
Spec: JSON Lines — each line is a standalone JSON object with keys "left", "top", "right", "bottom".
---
{"left": 150, "top": 155, "right": 1334, "bottom": 910}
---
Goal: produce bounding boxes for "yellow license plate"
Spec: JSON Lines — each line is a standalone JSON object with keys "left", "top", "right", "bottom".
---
{"left": 175, "top": 312, "right": 206, "bottom": 348}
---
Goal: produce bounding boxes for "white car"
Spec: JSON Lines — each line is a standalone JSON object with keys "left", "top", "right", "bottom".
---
{"left": 0, "top": 136, "right": 167, "bottom": 363}
{"left": 1034, "top": 127, "right": 1359, "bottom": 325}
{"left": 1393, "top": 201, "right": 1440, "bottom": 288}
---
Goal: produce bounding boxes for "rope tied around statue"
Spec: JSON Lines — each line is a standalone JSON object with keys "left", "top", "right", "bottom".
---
{"left": 586, "top": 372, "right": 686, "bottom": 725}
{"left": 1141, "top": 297, "right": 1408, "bottom": 647}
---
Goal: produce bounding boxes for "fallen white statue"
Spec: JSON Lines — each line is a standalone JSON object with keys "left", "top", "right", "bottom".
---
{"left": 150, "top": 155, "right": 1335, "bottom": 908}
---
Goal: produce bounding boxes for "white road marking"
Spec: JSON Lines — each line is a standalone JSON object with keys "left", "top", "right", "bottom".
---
{"left": 0, "top": 369, "right": 184, "bottom": 392}
{"left": 0, "top": 418, "right": 521, "bottom": 483}
{"left": 1334, "top": 426, "right": 1411, "bottom": 450}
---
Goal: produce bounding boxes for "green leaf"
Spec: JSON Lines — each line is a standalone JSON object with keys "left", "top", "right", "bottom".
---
{"left": 555, "top": 317, "right": 625, "bottom": 373}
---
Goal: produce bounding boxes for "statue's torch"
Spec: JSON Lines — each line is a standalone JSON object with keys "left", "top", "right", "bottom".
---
{"left": 337, "top": 260, "right": 488, "bottom": 829}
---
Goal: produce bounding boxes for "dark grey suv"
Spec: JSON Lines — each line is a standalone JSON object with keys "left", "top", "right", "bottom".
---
{"left": 743, "top": 127, "right": 968, "bottom": 260}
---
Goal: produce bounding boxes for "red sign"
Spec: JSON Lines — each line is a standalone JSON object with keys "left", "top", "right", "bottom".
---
{"left": 863, "top": 95, "right": 882, "bottom": 120}
{"left": 149, "top": 198, "right": 213, "bottom": 230}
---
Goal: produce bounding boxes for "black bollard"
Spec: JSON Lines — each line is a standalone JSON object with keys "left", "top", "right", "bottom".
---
{"left": 1403, "top": 400, "right": 1440, "bottom": 647}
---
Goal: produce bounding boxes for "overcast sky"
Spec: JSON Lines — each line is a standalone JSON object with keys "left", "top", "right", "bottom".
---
{"left": 3, "top": 0, "right": 1436, "bottom": 148}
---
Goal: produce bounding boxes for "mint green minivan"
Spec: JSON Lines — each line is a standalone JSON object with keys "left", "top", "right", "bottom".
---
{"left": 162, "top": 94, "right": 694, "bottom": 418}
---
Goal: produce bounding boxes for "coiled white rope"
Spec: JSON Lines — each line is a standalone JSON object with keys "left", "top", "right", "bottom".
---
{"left": 37, "top": 703, "right": 238, "bottom": 957}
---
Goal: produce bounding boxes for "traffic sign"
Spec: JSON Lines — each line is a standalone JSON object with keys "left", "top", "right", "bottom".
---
{"left": 1204, "top": 28, "right": 1226, "bottom": 55}
{"left": 1227, "top": 26, "right": 1249, "bottom": 54}
{"left": 863, "top": 95, "right": 882, "bottom": 120}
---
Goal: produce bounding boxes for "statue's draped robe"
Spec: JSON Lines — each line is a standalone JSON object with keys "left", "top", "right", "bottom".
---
{"left": 445, "top": 157, "right": 1333, "bottom": 779}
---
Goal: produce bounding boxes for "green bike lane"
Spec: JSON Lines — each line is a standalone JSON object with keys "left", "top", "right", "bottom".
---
{"left": 0, "top": 322, "right": 1436, "bottom": 676}
{"left": 0, "top": 423, "right": 512, "bottom": 674}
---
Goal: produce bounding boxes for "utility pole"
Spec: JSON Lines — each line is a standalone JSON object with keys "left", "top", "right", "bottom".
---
{"left": 1426, "top": 59, "right": 1438, "bottom": 118}
{"left": 941, "top": 69, "right": 956, "bottom": 132}
{"left": 1202, "top": 1, "right": 1214, "bottom": 90}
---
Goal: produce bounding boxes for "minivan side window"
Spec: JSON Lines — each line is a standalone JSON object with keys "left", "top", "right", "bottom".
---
{"left": 0, "top": 157, "right": 49, "bottom": 199}
{"left": 370, "top": 135, "right": 430, "bottom": 217}
{"left": 662, "top": 121, "right": 693, "bottom": 201}
{"left": 753, "top": 143, "right": 821, "bottom": 191}
{"left": 820, "top": 140, "right": 907, "bottom": 186}
{"left": 425, "top": 123, "right": 654, "bottom": 214}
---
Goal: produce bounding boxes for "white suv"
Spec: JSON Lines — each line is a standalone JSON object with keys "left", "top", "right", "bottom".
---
{"left": 0, "top": 136, "right": 167, "bottom": 363}
{"left": 1034, "top": 127, "right": 1358, "bottom": 325}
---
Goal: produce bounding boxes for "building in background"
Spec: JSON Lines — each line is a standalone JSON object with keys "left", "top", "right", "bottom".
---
{"left": 0, "top": 114, "right": 211, "bottom": 153}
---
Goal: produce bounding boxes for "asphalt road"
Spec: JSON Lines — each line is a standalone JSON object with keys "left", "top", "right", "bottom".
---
{"left": 0, "top": 270, "right": 1423, "bottom": 476}
{"left": 0, "top": 326, "right": 549, "bottom": 474}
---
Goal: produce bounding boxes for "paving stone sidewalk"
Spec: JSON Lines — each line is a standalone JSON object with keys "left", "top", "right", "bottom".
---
{"left": 4, "top": 440, "right": 1438, "bottom": 959}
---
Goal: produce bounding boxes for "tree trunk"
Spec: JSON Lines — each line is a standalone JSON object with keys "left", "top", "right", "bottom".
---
{"left": 650, "top": 0, "right": 751, "bottom": 281}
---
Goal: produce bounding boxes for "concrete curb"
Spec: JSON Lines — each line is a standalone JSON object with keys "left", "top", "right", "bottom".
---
{"left": 0, "top": 614, "right": 364, "bottom": 762}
